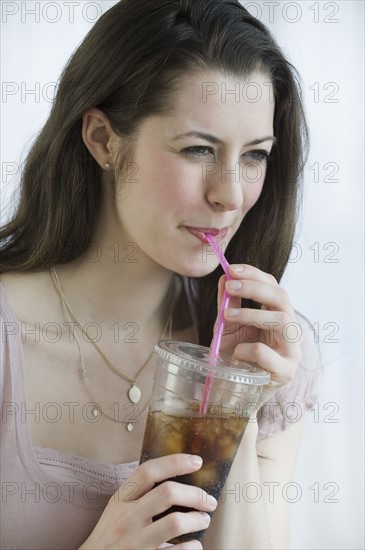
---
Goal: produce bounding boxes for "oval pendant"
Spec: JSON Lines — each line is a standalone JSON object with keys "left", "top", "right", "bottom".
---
{"left": 128, "top": 384, "right": 141, "bottom": 404}
{"left": 127, "top": 423, "right": 133, "bottom": 432}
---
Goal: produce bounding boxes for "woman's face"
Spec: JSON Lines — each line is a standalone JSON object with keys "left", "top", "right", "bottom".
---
{"left": 114, "top": 70, "right": 275, "bottom": 277}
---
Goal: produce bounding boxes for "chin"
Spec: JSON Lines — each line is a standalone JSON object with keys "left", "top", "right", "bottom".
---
{"left": 174, "top": 260, "right": 219, "bottom": 279}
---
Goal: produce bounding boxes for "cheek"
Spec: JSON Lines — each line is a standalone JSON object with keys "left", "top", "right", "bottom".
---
{"left": 131, "top": 155, "right": 181, "bottom": 207}
{"left": 242, "top": 164, "right": 266, "bottom": 211}
{"left": 145, "top": 154, "right": 200, "bottom": 204}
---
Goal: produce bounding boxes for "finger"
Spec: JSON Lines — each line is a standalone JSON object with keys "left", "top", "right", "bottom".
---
{"left": 217, "top": 275, "right": 241, "bottom": 312}
{"left": 144, "top": 510, "right": 211, "bottom": 549}
{"left": 228, "top": 264, "right": 279, "bottom": 287}
{"left": 111, "top": 481, "right": 215, "bottom": 533}
{"left": 225, "top": 279, "right": 293, "bottom": 315}
{"left": 118, "top": 454, "right": 203, "bottom": 501}
{"left": 174, "top": 540, "right": 203, "bottom": 549}
{"left": 224, "top": 308, "right": 303, "bottom": 357}
{"left": 142, "top": 481, "right": 217, "bottom": 518}
{"left": 233, "top": 342, "right": 298, "bottom": 386}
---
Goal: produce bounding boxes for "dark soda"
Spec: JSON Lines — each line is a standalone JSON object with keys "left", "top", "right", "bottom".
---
{"left": 140, "top": 407, "right": 249, "bottom": 543}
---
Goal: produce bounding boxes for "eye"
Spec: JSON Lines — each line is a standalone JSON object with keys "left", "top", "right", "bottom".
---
{"left": 243, "top": 149, "right": 271, "bottom": 163}
{"left": 182, "top": 146, "right": 215, "bottom": 159}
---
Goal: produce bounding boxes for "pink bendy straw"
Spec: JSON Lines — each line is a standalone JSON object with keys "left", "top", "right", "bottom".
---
{"left": 199, "top": 234, "right": 233, "bottom": 414}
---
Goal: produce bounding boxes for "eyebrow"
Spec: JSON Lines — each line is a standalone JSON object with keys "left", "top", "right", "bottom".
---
{"left": 171, "top": 131, "right": 277, "bottom": 146}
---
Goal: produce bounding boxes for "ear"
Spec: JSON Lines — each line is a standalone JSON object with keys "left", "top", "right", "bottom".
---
{"left": 82, "top": 108, "right": 117, "bottom": 169}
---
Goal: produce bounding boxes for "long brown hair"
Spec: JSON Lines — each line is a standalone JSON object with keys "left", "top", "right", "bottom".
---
{"left": 0, "top": 0, "right": 309, "bottom": 346}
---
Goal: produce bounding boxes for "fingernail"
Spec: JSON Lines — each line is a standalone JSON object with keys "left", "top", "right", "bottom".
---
{"left": 230, "top": 264, "right": 245, "bottom": 272}
{"left": 207, "top": 495, "right": 218, "bottom": 509}
{"left": 200, "top": 512, "right": 211, "bottom": 525}
{"left": 226, "top": 280, "right": 242, "bottom": 290}
{"left": 225, "top": 308, "right": 240, "bottom": 318}
{"left": 189, "top": 455, "right": 203, "bottom": 467}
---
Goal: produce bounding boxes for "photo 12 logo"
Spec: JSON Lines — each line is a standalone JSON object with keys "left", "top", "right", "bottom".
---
{"left": 243, "top": 2, "right": 340, "bottom": 24}
{"left": 1, "top": 2, "right": 118, "bottom": 24}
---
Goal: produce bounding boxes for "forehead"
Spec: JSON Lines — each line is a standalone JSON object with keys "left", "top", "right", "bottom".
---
{"left": 163, "top": 70, "right": 275, "bottom": 141}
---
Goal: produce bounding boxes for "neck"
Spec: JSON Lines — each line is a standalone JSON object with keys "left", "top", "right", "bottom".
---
{"left": 55, "top": 186, "right": 178, "bottom": 333}
{"left": 55, "top": 248, "right": 175, "bottom": 333}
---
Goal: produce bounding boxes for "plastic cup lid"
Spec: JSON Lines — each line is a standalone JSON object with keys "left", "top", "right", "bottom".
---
{"left": 154, "top": 340, "right": 270, "bottom": 386}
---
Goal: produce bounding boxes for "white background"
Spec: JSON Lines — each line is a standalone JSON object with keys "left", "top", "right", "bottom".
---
{"left": 1, "top": 1, "right": 364, "bottom": 548}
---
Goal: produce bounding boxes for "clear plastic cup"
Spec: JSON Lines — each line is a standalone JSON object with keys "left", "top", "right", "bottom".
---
{"left": 140, "top": 340, "right": 270, "bottom": 544}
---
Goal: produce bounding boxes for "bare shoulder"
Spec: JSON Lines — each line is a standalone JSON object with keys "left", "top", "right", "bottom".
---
{"left": 0, "top": 270, "right": 59, "bottom": 324}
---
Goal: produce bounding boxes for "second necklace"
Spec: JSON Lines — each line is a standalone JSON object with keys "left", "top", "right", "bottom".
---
{"left": 49, "top": 266, "right": 174, "bottom": 407}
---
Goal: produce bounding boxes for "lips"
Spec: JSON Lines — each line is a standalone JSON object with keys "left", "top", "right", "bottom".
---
{"left": 185, "top": 227, "right": 229, "bottom": 244}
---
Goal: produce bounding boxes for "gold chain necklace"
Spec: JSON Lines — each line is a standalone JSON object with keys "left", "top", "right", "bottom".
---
{"left": 50, "top": 266, "right": 174, "bottom": 431}
{"left": 62, "top": 298, "right": 152, "bottom": 430}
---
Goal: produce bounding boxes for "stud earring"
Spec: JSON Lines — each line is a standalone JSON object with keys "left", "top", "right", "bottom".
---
{"left": 104, "top": 162, "right": 111, "bottom": 170}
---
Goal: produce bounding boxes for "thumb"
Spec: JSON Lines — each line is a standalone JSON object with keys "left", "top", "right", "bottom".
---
{"left": 217, "top": 275, "right": 241, "bottom": 312}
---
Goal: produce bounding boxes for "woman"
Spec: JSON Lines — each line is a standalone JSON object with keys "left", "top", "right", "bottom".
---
{"left": 0, "top": 0, "right": 320, "bottom": 548}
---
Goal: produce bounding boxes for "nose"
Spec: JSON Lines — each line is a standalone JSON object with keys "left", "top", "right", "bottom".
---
{"left": 204, "top": 160, "right": 244, "bottom": 211}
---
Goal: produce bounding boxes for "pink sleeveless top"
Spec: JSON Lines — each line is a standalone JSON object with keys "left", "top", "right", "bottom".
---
{"left": 0, "top": 281, "right": 320, "bottom": 549}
